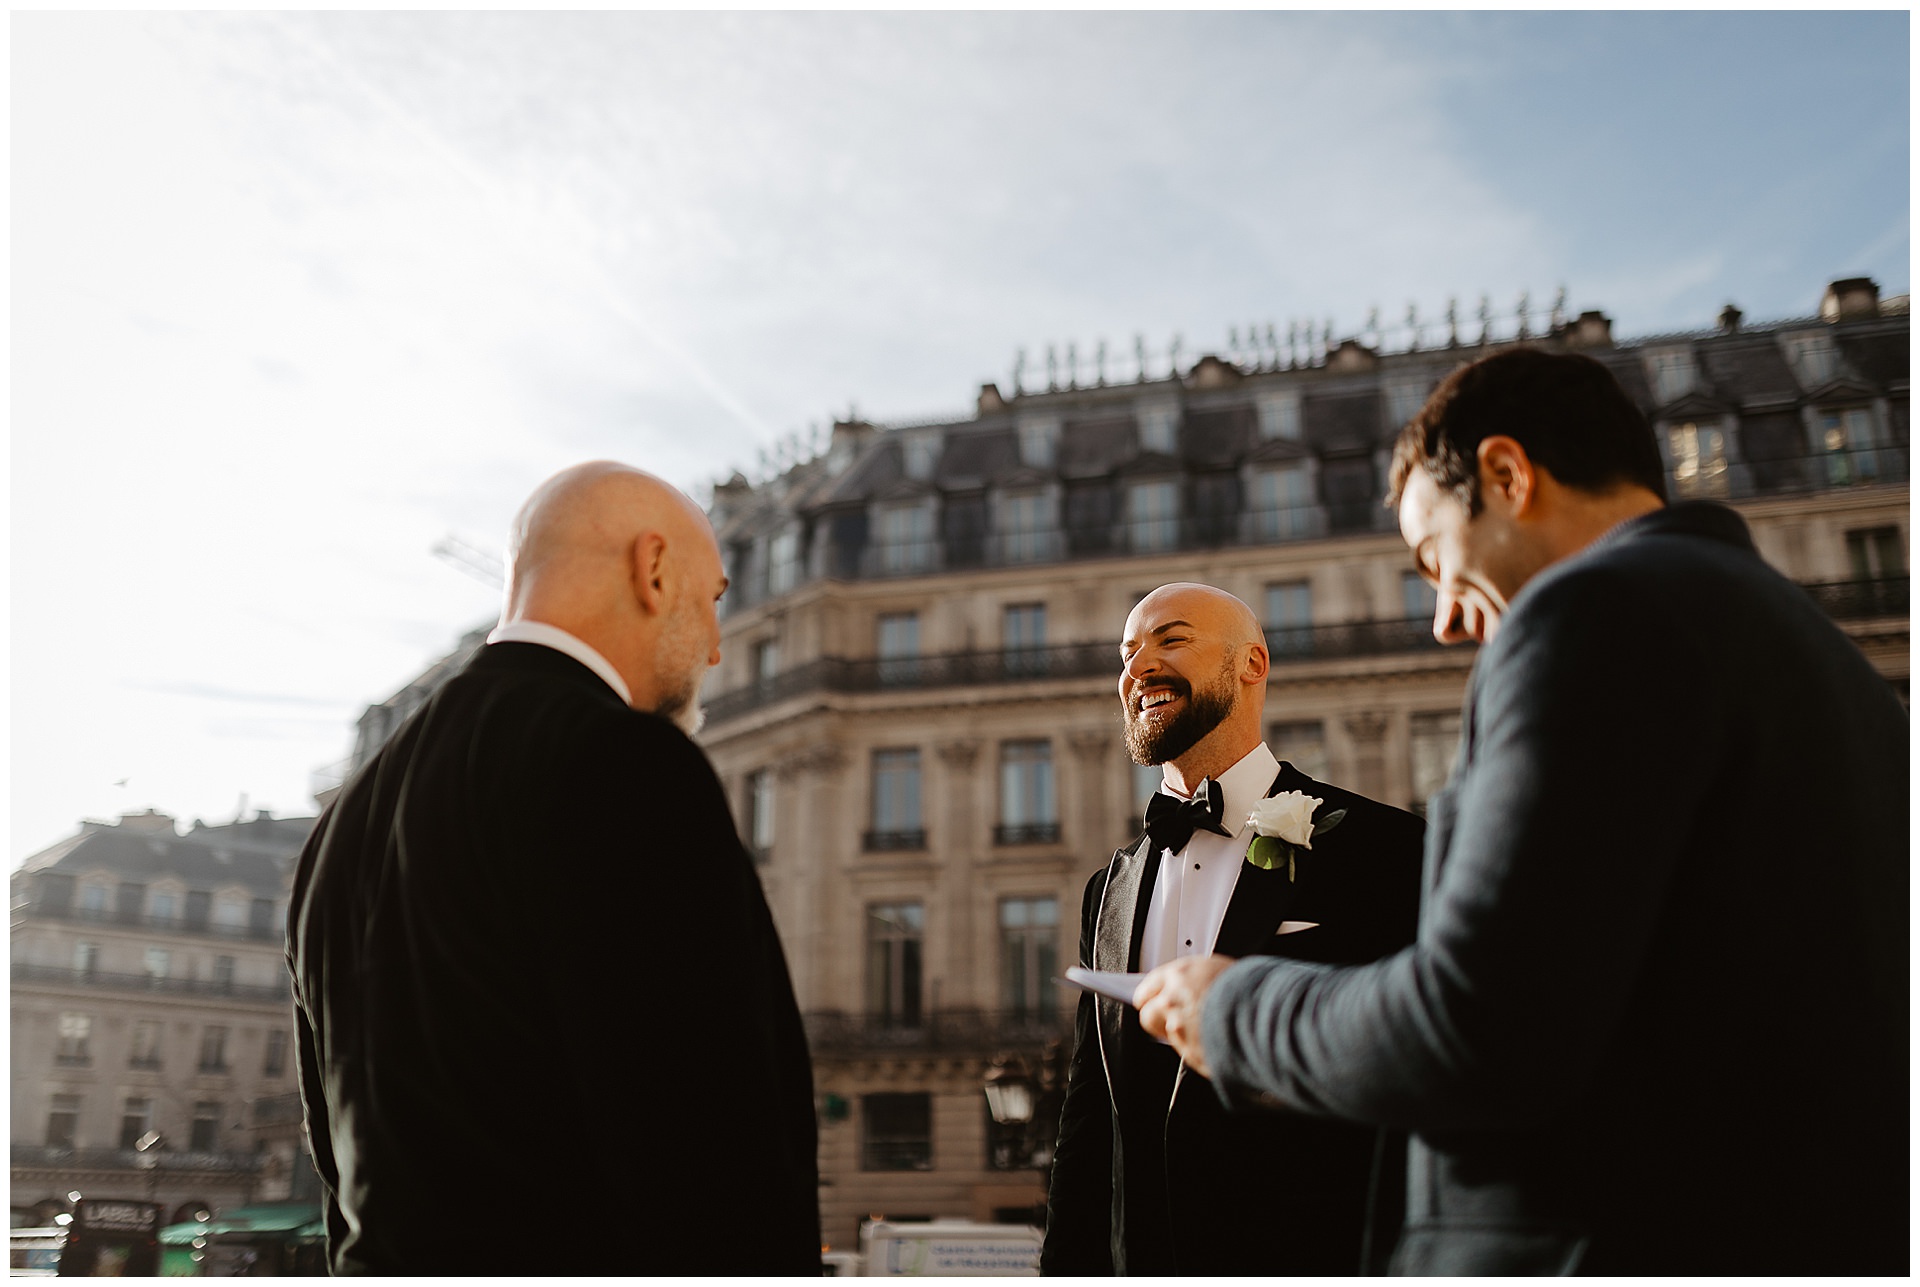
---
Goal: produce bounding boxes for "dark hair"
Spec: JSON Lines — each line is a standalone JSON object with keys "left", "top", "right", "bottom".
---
{"left": 1386, "top": 347, "right": 1668, "bottom": 514}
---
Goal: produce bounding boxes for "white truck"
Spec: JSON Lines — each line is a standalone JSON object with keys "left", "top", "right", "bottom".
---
{"left": 860, "top": 1219, "right": 1042, "bottom": 1276}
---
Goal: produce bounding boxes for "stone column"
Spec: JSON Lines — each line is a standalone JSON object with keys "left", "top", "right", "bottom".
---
{"left": 1067, "top": 728, "right": 1113, "bottom": 854}
{"left": 936, "top": 739, "right": 982, "bottom": 1008}
{"left": 777, "top": 742, "right": 847, "bottom": 1011}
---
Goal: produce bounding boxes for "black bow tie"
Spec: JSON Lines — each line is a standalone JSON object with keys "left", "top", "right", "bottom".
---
{"left": 1144, "top": 777, "right": 1231, "bottom": 855}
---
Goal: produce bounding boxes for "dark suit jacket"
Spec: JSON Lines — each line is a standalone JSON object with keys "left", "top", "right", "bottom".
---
{"left": 1042, "top": 762, "right": 1424, "bottom": 1275}
{"left": 1205, "top": 503, "right": 1909, "bottom": 1274}
{"left": 288, "top": 643, "right": 820, "bottom": 1274}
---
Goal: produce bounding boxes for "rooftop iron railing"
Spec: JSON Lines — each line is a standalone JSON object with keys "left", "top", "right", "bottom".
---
{"left": 803, "top": 1007, "right": 1070, "bottom": 1056}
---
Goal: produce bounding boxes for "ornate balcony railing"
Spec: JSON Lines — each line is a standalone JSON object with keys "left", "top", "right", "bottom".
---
{"left": 862, "top": 829, "right": 927, "bottom": 853}
{"left": 14, "top": 900, "right": 283, "bottom": 943}
{"left": 993, "top": 823, "right": 1062, "bottom": 846}
{"left": 12, "top": 963, "right": 291, "bottom": 1005}
{"left": 803, "top": 1007, "right": 1071, "bottom": 1057}
{"left": 709, "top": 577, "right": 1904, "bottom": 729}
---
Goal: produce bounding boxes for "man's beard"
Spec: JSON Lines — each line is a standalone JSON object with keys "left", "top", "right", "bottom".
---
{"left": 1123, "top": 657, "right": 1237, "bottom": 766}
{"left": 654, "top": 611, "right": 711, "bottom": 738}
{"left": 661, "top": 691, "right": 706, "bottom": 738}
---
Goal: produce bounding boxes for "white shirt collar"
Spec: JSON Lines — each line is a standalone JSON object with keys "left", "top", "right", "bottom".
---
{"left": 486, "top": 620, "right": 633, "bottom": 707}
{"left": 1158, "top": 741, "right": 1280, "bottom": 839}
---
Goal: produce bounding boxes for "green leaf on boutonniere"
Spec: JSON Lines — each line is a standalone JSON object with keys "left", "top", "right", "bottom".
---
{"left": 1311, "top": 807, "right": 1347, "bottom": 837}
{"left": 1246, "top": 835, "right": 1286, "bottom": 871}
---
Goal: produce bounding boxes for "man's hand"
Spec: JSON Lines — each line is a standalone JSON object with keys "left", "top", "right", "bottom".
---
{"left": 1135, "top": 954, "right": 1234, "bottom": 1078}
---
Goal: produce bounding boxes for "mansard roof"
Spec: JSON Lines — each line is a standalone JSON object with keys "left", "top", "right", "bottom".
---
{"left": 17, "top": 815, "right": 313, "bottom": 895}
{"left": 1302, "top": 389, "right": 1383, "bottom": 451}
{"left": 1058, "top": 416, "right": 1137, "bottom": 478}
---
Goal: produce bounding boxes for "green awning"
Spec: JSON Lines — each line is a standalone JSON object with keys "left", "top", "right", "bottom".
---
{"left": 159, "top": 1203, "right": 324, "bottom": 1245}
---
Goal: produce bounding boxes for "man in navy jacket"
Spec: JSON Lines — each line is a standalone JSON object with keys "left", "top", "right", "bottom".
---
{"left": 1138, "top": 348, "right": 1908, "bottom": 1274}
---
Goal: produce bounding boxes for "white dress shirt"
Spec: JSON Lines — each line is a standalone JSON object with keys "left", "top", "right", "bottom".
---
{"left": 486, "top": 620, "right": 632, "bottom": 707}
{"left": 1138, "top": 742, "right": 1280, "bottom": 973}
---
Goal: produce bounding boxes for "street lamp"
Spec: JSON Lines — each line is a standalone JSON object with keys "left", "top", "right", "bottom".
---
{"left": 135, "top": 1130, "right": 167, "bottom": 1204}
{"left": 983, "top": 1056, "right": 1037, "bottom": 1129}
{"left": 983, "top": 1040, "right": 1069, "bottom": 1178}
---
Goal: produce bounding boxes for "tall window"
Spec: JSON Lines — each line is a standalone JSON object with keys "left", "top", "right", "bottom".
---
{"left": 1781, "top": 331, "right": 1839, "bottom": 388}
{"left": 1668, "top": 422, "right": 1729, "bottom": 497}
{"left": 1000, "top": 492, "right": 1050, "bottom": 564}
{"left": 214, "top": 897, "right": 247, "bottom": 933}
{"left": 744, "top": 769, "right": 776, "bottom": 860}
{"left": 46, "top": 1094, "right": 81, "bottom": 1150}
{"left": 1256, "top": 391, "right": 1301, "bottom": 441}
{"left": 877, "top": 503, "right": 934, "bottom": 574}
{"left": 150, "top": 891, "right": 177, "bottom": 924}
{"left": 1820, "top": 407, "right": 1880, "bottom": 484}
{"left": 119, "top": 1097, "right": 153, "bottom": 1151}
{"left": 248, "top": 897, "right": 276, "bottom": 938}
{"left": 1409, "top": 711, "right": 1464, "bottom": 814}
{"left": 144, "top": 947, "right": 170, "bottom": 980}
{"left": 1003, "top": 603, "right": 1047, "bottom": 676}
{"left": 1000, "top": 896, "right": 1059, "bottom": 1022}
{"left": 184, "top": 890, "right": 212, "bottom": 932}
{"left": 752, "top": 639, "right": 780, "bottom": 686}
{"left": 768, "top": 528, "right": 801, "bottom": 596}
{"left": 73, "top": 941, "right": 100, "bottom": 978}
{"left": 199, "top": 1026, "right": 230, "bottom": 1074}
{"left": 1268, "top": 720, "right": 1329, "bottom": 782}
{"left": 1846, "top": 526, "right": 1905, "bottom": 580}
{"left": 867, "top": 749, "right": 924, "bottom": 850}
{"left": 57, "top": 1013, "right": 92, "bottom": 1066}
{"left": 212, "top": 956, "right": 236, "bottom": 991}
{"left": 190, "top": 1101, "right": 222, "bottom": 1154}
{"left": 115, "top": 882, "right": 146, "bottom": 922}
{"left": 1265, "top": 580, "right": 1314, "bottom": 658}
{"left": 130, "top": 1021, "right": 162, "bottom": 1070}
{"left": 866, "top": 903, "right": 924, "bottom": 1029}
{"left": 79, "top": 883, "right": 108, "bottom": 916}
{"left": 1250, "top": 466, "right": 1313, "bottom": 540}
{"left": 264, "top": 1030, "right": 289, "bottom": 1078}
{"left": 997, "top": 741, "right": 1058, "bottom": 844}
{"left": 877, "top": 612, "right": 921, "bottom": 685}
{"left": 862, "top": 1092, "right": 933, "bottom": 1171}
{"left": 1127, "top": 481, "right": 1179, "bottom": 552}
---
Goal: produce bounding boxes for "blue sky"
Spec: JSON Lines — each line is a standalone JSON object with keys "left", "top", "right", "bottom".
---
{"left": 8, "top": 11, "right": 1909, "bottom": 861}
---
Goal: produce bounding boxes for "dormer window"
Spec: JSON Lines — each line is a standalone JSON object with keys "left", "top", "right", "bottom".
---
{"left": 1668, "top": 422, "right": 1729, "bottom": 497}
{"left": 1127, "top": 480, "right": 1179, "bottom": 552}
{"left": 1250, "top": 465, "right": 1314, "bottom": 540}
{"left": 1016, "top": 417, "right": 1059, "bottom": 469}
{"left": 1139, "top": 404, "right": 1179, "bottom": 453}
{"left": 876, "top": 502, "right": 934, "bottom": 574}
{"left": 1256, "top": 392, "right": 1301, "bottom": 441}
{"left": 998, "top": 491, "right": 1051, "bottom": 564}
{"left": 1780, "top": 331, "right": 1840, "bottom": 388}
{"left": 1646, "top": 348, "right": 1699, "bottom": 404}
{"left": 1819, "top": 407, "right": 1880, "bottom": 485}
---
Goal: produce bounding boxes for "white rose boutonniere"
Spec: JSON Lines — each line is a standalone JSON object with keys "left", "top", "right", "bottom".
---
{"left": 1245, "top": 790, "right": 1347, "bottom": 882}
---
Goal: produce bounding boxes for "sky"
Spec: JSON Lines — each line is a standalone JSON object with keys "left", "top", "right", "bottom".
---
{"left": 9, "top": 10, "right": 1910, "bottom": 864}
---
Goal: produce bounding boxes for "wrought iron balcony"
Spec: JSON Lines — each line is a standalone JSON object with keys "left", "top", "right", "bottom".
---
{"left": 993, "top": 823, "right": 1062, "bottom": 846}
{"left": 862, "top": 829, "right": 927, "bottom": 853}
{"left": 12, "top": 962, "right": 291, "bottom": 1005}
{"left": 10, "top": 1143, "right": 264, "bottom": 1173}
{"left": 14, "top": 899, "right": 283, "bottom": 943}
{"left": 803, "top": 1006, "right": 1071, "bottom": 1056}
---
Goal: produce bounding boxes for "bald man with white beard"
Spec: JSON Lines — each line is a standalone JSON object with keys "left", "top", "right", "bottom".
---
{"left": 1042, "top": 583, "right": 1425, "bottom": 1276}
{"left": 289, "top": 463, "right": 819, "bottom": 1274}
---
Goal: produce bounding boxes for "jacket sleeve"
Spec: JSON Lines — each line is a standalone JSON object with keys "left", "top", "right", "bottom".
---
{"left": 1040, "top": 868, "right": 1116, "bottom": 1274}
{"left": 1203, "top": 569, "right": 1719, "bottom": 1131}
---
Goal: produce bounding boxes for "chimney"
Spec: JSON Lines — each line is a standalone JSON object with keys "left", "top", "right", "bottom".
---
{"left": 1820, "top": 277, "right": 1880, "bottom": 321}
{"left": 1564, "top": 310, "right": 1614, "bottom": 349}
{"left": 708, "top": 471, "right": 752, "bottom": 523}
{"left": 118, "top": 809, "right": 176, "bottom": 833}
{"left": 827, "top": 417, "right": 875, "bottom": 476}
{"left": 976, "top": 383, "right": 1009, "bottom": 417}
{"left": 1187, "top": 354, "right": 1245, "bottom": 389}
{"left": 1717, "top": 304, "right": 1743, "bottom": 333}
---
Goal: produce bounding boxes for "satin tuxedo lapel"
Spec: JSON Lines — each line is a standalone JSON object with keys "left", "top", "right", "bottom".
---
{"left": 1093, "top": 833, "right": 1157, "bottom": 1100}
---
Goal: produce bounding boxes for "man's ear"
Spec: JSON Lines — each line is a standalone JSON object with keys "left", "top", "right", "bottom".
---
{"left": 630, "top": 531, "right": 669, "bottom": 615}
{"left": 1476, "top": 435, "right": 1537, "bottom": 516}
{"left": 1241, "top": 641, "right": 1270, "bottom": 686}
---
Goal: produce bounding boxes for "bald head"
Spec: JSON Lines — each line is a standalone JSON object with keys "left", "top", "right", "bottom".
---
{"left": 1119, "top": 582, "right": 1270, "bottom": 789}
{"left": 502, "top": 461, "right": 726, "bottom": 728}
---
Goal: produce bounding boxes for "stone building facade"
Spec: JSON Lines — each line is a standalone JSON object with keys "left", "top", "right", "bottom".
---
{"left": 698, "top": 277, "right": 1908, "bottom": 1253}
{"left": 9, "top": 810, "right": 318, "bottom": 1227}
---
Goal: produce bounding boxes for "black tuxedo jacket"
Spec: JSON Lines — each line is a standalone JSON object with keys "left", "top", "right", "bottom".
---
{"left": 288, "top": 643, "right": 820, "bottom": 1274}
{"left": 1205, "top": 503, "right": 1909, "bottom": 1274}
{"left": 1042, "top": 762, "right": 1424, "bottom": 1275}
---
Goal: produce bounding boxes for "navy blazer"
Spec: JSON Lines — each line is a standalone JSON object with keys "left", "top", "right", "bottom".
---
{"left": 1043, "top": 762, "right": 1423, "bottom": 1275}
{"left": 289, "top": 643, "right": 820, "bottom": 1274}
{"left": 1205, "top": 503, "right": 1909, "bottom": 1274}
